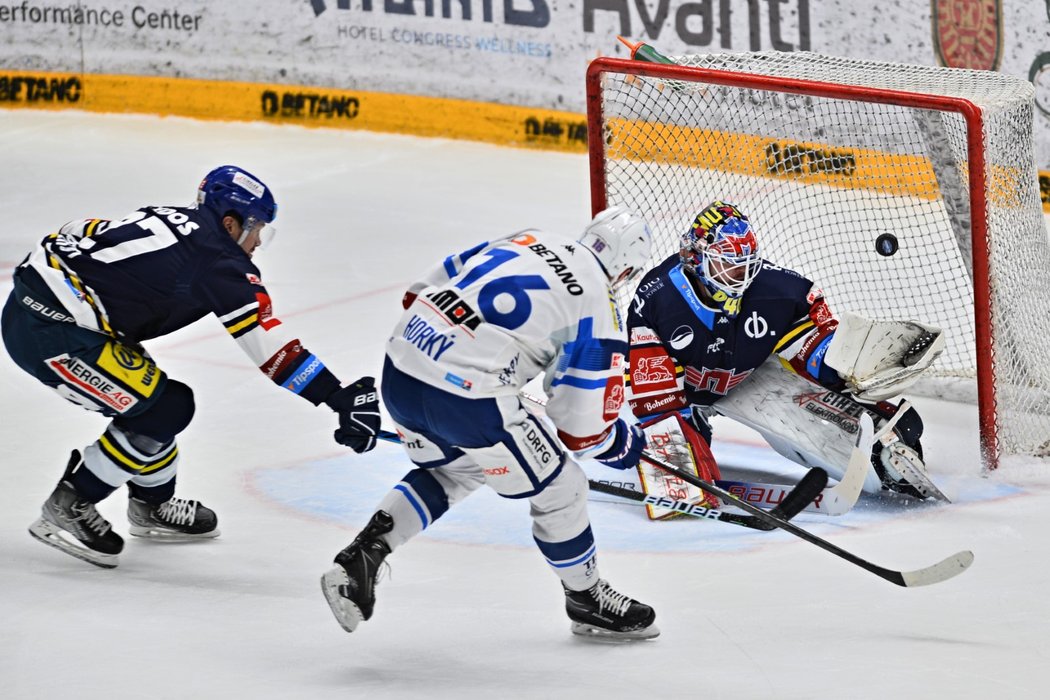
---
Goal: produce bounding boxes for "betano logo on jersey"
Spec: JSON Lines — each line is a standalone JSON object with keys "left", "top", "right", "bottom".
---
{"left": 515, "top": 238, "right": 584, "bottom": 296}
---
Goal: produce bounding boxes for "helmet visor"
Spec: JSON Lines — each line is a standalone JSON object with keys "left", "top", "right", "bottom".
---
{"left": 701, "top": 248, "right": 761, "bottom": 298}
{"left": 240, "top": 216, "right": 277, "bottom": 251}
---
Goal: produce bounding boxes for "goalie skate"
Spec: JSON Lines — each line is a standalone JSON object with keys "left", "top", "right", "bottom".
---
{"left": 876, "top": 441, "right": 949, "bottom": 502}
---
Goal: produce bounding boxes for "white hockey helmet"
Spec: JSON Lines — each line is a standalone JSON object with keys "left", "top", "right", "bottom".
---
{"left": 577, "top": 206, "right": 653, "bottom": 289}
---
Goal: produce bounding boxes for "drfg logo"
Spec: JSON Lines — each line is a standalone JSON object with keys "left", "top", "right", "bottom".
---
{"left": 307, "top": 0, "right": 550, "bottom": 27}
{"left": 584, "top": 0, "right": 810, "bottom": 51}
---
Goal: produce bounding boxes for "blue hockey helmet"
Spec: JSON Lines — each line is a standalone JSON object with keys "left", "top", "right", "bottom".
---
{"left": 196, "top": 165, "right": 277, "bottom": 248}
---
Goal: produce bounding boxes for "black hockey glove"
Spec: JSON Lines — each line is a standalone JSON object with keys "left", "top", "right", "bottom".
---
{"left": 326, "top": 377, "right": 381, "bottom": 454}
{"left": 594, "top": 419, "right": 646, "bottom": 471}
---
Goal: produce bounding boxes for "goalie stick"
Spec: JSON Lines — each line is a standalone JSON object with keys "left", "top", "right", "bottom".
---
{"left": 518, "top": 391, "right": 870, "bottom": 516}
{"left": 636, "top": 412, "right": 870, "bottom": 521}
{"left": 638, "top": 448, "right": 973, "bottom": 587}
{"left": 376, "top": 428, "right": 970, "bottom": 586}
{"left": 588, "top": 467, "right": 829, "bottom": 530}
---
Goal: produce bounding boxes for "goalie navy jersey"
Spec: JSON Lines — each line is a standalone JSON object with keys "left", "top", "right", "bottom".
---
{"left": 14, "top": 205, "right": 341, "bottom": 405}
{"left": 626, "top": 254, "right": 840, "bottom": 416}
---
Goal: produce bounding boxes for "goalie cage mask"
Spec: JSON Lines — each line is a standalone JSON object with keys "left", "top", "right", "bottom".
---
{"left": 680, "top": 201, "right": 762, "bottom": 310}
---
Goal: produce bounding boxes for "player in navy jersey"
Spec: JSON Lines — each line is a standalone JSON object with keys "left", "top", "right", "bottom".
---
{"left": 1, "top": 165, "right": 381, "bottom": 568}
{"left": 626, "top": 201, "right": 944, "bottom": 501}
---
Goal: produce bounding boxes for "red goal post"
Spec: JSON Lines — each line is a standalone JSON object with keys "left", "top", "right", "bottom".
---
{"left": 586, "top": 52, "right": 1049, "bottom": 470}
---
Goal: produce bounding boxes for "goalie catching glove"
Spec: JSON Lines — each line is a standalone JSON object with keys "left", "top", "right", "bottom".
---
{"left": 593, "top": 419, "right": 646, "bottom": 471}
{"left": 824, "top": 311, "right": 945, "bottom": 402}
{"left": 326, "top": 377, "right": 382, "bottom": 453}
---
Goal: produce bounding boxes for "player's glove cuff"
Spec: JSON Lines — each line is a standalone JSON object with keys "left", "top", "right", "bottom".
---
{"left": 326, "top": 377, "right": 382, "bottom": 454}
{"left": 593, "top": 419, "right": 646, "bottom": 471}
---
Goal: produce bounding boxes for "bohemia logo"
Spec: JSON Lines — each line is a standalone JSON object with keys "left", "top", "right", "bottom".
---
{"left": 932, "top": 0, "right": 1002, "bottom": 71}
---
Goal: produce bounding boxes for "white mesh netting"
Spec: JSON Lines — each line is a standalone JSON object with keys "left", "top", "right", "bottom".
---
{"left": 593, "top": 51, "right": 1050, "bottom": 463}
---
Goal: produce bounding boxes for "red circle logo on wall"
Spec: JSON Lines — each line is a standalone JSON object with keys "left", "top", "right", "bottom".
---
{"left": 932, "top": 0, "right": 1003, "bottom": 71}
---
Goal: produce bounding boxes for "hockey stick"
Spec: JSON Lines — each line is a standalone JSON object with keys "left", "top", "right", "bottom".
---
{"left": 588, "top": 467, "right": 829, "bottom": 530}
{"left": 375, "top": 432, "right": 965, "bottom": 591}
{"left": 375, "top": 429, "right": 824, "bottom": 530}
{"left": 638, "top": 448, "right": 973, "bottom": 587}
{"left": 643, "top": 418, "right": 868, "bottom": 518}
{"left": 519, "top": 390, "right": 865, "bottom": 516}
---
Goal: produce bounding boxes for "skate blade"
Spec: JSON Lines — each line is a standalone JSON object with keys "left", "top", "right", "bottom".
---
{"left": 128, "top": 524, "right": 220, "bottom": 541}
{"left": 28, "top": 518, "right": 118, "bottom": 569}
{"left": 321, "top": 569, "right": 364, "bottom": 633}
{"left": 570, "top": 621, "right": 660, "bottom": 642}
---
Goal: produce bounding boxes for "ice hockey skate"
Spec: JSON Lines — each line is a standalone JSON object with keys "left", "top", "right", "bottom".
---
{"left": 874, "top": 441, "right": 948, "bottom": 501}
{"left": 321, "top": 510, "right": 393, "bottom": 633}
{"left": 28, "top": 451, "right": 124, "bottom": 569}
{"left": 127, "top": 496, "right": 220, "bottom": 540}
{"left": 564, "top": 579, "right": 659, "bottom": 641}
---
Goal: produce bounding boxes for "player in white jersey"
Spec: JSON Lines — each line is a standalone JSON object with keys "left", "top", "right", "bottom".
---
{"left": 321, "top": 207, "right": 660, "bottom": 640}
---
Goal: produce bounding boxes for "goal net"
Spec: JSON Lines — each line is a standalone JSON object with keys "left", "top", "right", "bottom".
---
{"left": 586, "top": 51, "right": 1049, "bottom": 469}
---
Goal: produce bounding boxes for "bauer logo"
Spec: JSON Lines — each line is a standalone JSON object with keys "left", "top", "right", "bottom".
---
{"left": 932, "top": 0, "right": 1002, "bottom": 71}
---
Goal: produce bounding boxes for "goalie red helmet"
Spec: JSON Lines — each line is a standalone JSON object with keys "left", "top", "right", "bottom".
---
{"left": 680, "top": 201, "right": 762, "bottom": 311}
{"left": 578, "top": 206, "right": 653, "bottom": 290}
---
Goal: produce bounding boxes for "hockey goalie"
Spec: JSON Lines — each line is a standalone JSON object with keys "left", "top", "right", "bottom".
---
{"left": 625, "top": 201, "right": 949, "bottom": 508}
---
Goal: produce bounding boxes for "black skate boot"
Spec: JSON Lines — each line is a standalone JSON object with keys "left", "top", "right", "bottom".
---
{"left": 127, "top": 496, "right": 219, "bottom": 540}
{"left": 564, "top": 579, "right": 659, "bottom": 641}
{"left": 321, "top": 510, "right": 394, "bottom": 633}
{"left": 28, "top": 451, "right": 124, "bottom": 569}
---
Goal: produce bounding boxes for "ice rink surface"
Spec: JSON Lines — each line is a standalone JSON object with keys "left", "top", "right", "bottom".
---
{"left": 2, "top": 110, "right": 1050, "bottom": 699}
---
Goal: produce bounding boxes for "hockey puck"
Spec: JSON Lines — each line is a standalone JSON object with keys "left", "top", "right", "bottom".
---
{"left": 875, "top": 233, "right": 899, "bottom": 256}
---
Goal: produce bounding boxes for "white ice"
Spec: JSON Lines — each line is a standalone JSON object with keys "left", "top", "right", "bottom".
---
{"left": 1, "top": 110, "right": 1049, "bottom": 700}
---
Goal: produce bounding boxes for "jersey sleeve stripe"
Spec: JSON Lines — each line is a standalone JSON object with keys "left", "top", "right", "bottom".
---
{"left": 550, "top": 375, "right": 611, "bottom": 390}
{"left": 225, "top": 313, "right": 259, "bottom": 338}
{"left": 218, "top": 302, "right": 258, "bottom": 324}
{"left": 773, "top": 318, "right": 815, "bottom": 353}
